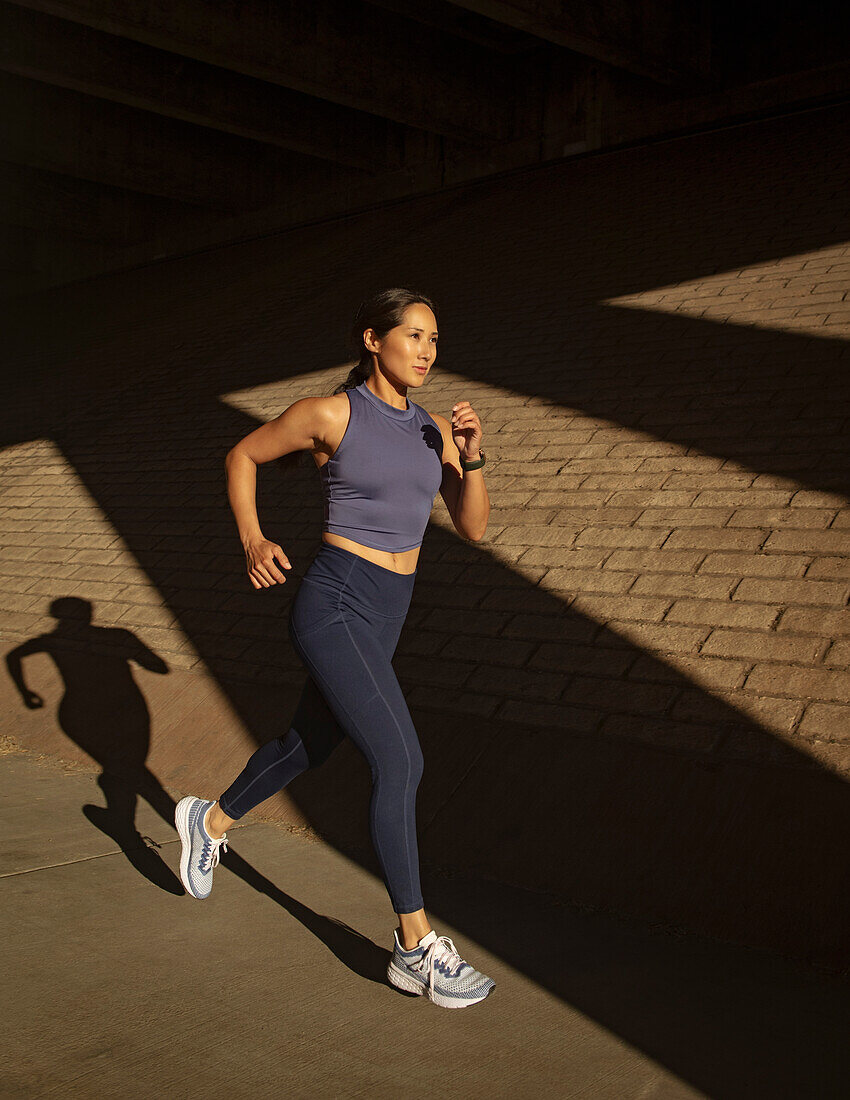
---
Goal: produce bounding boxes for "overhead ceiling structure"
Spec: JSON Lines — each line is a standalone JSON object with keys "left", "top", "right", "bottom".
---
{"left": 2, "top": 0, "right": 849, "bottom": 297}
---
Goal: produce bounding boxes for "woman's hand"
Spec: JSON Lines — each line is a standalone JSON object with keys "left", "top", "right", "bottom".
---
{"left": 451, "top": 400, "right": 483, "bottom": 460}
{"left": 244, "top": 537, "right": 292, "bottom": 589}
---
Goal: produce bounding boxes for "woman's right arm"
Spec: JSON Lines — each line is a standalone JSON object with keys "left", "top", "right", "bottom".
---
{"left": 225, "top": 397, "right": 332, "bottom": 589}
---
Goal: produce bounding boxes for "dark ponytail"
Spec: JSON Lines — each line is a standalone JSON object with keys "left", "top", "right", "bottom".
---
{"left": 332, "top": 287, "right": 438, "bottom": 395}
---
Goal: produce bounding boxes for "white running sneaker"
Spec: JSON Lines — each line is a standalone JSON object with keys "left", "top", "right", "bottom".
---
{"left": 387, "top": 927, "right": 495, "bottom": 1008}
{"left": 175, "top": 796, "right": 228, "bottom": 899}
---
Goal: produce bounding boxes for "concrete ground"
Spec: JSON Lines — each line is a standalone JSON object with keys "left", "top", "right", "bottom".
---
{"left": 2, "top": 746, "right": 848, "bottom": 1100}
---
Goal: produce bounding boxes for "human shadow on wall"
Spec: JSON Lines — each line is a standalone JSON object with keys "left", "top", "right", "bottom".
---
{"left": 5, "top": 596, "right": 184, "bottom": 893}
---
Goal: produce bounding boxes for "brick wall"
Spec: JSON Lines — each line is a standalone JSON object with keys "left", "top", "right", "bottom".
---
{"left": 2, "top": 101, "right": 849, "bottom": 968}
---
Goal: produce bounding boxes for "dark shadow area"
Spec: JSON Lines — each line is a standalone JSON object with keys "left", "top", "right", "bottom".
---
{"left": 2, "top": 102, "right": 850, "bottom": 1099}
{"left": 426, "top": 868, "right": 850, "bottom": 1100}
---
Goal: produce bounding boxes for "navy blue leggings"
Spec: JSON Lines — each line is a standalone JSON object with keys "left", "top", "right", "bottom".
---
{"left": 218, "top": 542, "right": 425, "bottom": 914}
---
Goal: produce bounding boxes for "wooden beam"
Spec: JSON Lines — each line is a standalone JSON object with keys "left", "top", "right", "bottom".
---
{"left": 0, "top": 70, "right": 360, "bottom": 210}
{"left": 0, "top": 5, "right": 407, "bottom": 172}
{"left": 445, "top": 0, "right": 714, "bottom": 87}
{"left": 11, "top": 0, "right": 515, "bottom": 141}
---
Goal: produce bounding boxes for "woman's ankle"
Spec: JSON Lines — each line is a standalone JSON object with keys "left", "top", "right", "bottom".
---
{"left": 397, "top": 912, "right": 432, "bottom": 950}
{"left": 205, "top": 802, "right": 229, "bottom": 839}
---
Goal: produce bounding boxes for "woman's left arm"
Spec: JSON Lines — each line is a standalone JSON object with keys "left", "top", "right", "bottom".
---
{"left": 434, "top": 403, "right": 490, "bottom": 542}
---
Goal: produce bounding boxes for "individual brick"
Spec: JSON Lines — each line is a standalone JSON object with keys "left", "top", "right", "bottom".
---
{"left": 805, "top": 557, "right": 850, "bottom": 580}
{"left": 580, "top": 473, "right": 668, "bottom": 490}
{"left": 563, "top": 459, "right": 645, "bottom": 473}
{"left": 798, "top": 702, "right": 850, "bottom": 742}
{"left": 663, "top": 528, "right": 765, "bottom": 550}
{"left": 692, "top": 491, "right": 793, "bottom": 507}
{"left": 664, "top": 472, "right": 755, "bottom": 490}
{"left": 457, "top": 562, "right": 549, "bottom": 587}
{"left": 635, "top": 507, "right": 732, "bottom": 528}
{"left": 744, "top": 664, "right": 850, "bottom": 704}
{"left": 701, "top": 629, "right": 824, "bottom": 663}
{"left": 789, "top": 490, "right": 849, "bottom": 508}
{"left": 823, "top": 639, "right": 850, "bottom": 668}
{"left": 777, "top": 607, "right": 850, "bottom": 636}
{"left": 698, "top": 551, "right": 809, "bottom": 578}
{"left": 516, "top": 546, "right": 610, "bottom": 568}
{"left": 764, "top": 529, "right": 850, "bottom": 553}
{"left": 631, "top": 574, "right": 736, "bottom": 599}
{"left": 640, "top": 457, "right": 725, "bottom": 472}
{"left": 576, "top": 526, "right": 669, "bottom": 548}
{"left": 606, "top": 490, "right": 696, "bottom": 508}
{"left": 568, "top": 593, "right": 671, "bottom": 623}
{"left": 487, "top": 508, "right": 560, "bottom": 528}
{"left": 602, "top": 620, "right": 709, "bottom": 654}
{"left": 492, "top": 525, "right": 578, "bottom": 547}
{"left": 607, "top": 441, "right": 685, "bottom": 457}
{"left": 552, "top": 507, "right": 642, "bottom": 526}
{"left": 732, "top": 577, "right": 849, "bottom": 607}
{"left": 539, "top": 568, "right": 636, "bottom": 595}
{"left": 665, "top": 599, "right": 779, "bottom": 630}
{"left": 727, "top": 508, "right": 834, "bottom": 529}
{"left": 604, "top": 548, "right": 704, "bottom": 573}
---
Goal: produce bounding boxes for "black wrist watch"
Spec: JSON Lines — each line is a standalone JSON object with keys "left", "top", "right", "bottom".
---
{"left": 459, "top": 449, "right": 486, "bottom": 471}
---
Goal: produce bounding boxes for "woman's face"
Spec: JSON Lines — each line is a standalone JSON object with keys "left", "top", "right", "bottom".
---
{"left": 366, "top": 303, "right": 438, "bottom": 389}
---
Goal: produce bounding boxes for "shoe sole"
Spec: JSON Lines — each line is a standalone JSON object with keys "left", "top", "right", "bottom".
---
{"left": 386, "top": 960, "right": 494, "bottom": 1008}
{"left": 175, "top": 796, "right": 208, "bottom": 899}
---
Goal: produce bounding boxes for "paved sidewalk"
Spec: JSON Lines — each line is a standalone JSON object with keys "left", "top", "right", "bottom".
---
{"left": 2, "top": 747, "right": 848, "bottom": 1099}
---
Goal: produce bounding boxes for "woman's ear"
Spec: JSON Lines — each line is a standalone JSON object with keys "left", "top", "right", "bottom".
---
{"left": 363, "top": 327, "right": 381, "bottom": 354}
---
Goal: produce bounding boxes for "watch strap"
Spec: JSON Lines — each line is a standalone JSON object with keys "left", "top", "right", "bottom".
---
{"left": 459, "top": 449, "right": 486, "bottom": 471}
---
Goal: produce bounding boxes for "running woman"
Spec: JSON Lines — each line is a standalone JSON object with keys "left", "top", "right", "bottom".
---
{"left": 176, "top": 287, "right": 494, "bottom": 1008}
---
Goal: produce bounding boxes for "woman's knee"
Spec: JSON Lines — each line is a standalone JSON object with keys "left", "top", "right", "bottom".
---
{"left": 372, "top": 735, "right": 424, "bottom": 789}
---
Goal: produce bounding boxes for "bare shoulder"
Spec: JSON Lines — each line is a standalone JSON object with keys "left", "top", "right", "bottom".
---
{"left": 228, "top": 390, "right": 350, "bottom": 466}
{"left": 304, "top": 390, "right": 351, "bottom": 456}
{"left": 304, "top": 390, "right": 350, "bottom": 427}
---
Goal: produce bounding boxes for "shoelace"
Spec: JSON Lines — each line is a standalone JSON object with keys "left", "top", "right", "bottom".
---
{"left": 199, "top": 832, "right": 228, "bottom": 873}
{"left": 415, "top": 935, "right": 468, "bottom": 993}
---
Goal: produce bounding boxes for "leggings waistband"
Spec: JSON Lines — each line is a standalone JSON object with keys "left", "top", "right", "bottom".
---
{"left": 300, "top": 541, "right": 417, "bottom": 620}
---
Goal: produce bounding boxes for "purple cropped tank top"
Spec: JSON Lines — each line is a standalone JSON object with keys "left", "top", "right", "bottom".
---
{"left": 318, "top": 379, "right": 444, "bottom": 553}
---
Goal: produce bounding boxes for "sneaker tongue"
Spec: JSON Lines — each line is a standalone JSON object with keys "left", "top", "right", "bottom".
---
{"left": 418, "top": 929, "right": 438, "bottom": 949}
